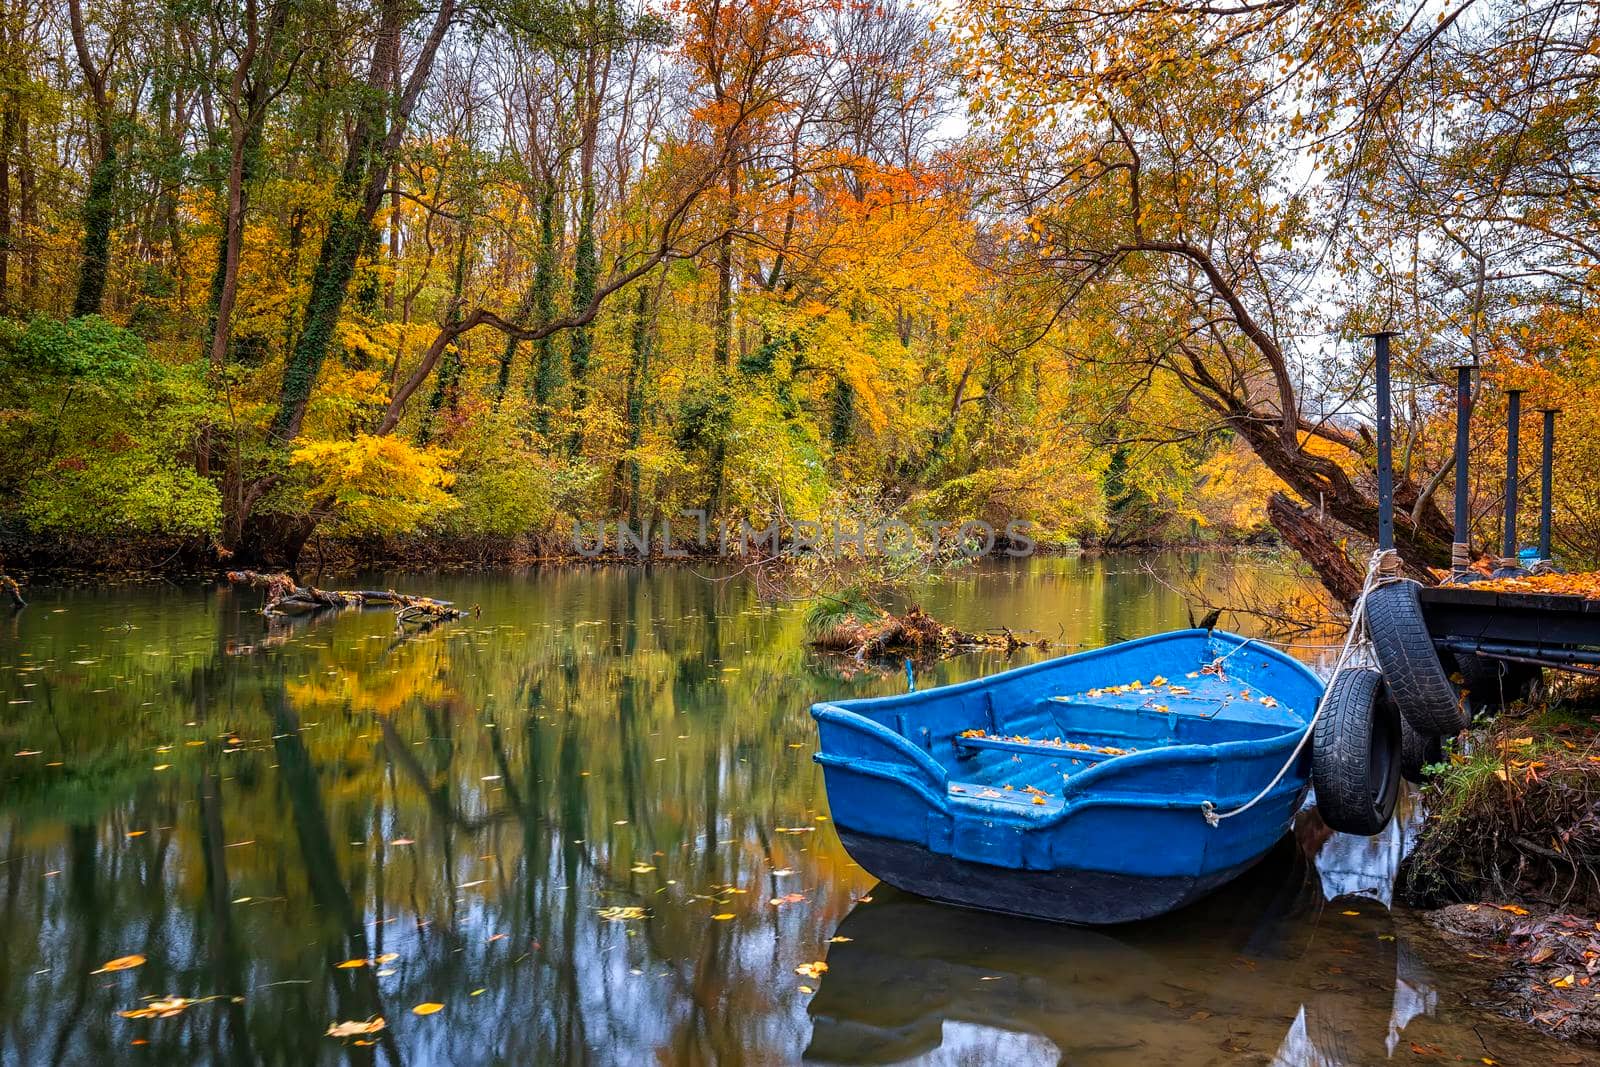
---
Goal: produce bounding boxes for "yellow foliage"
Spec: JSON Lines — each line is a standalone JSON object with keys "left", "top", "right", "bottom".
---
{"left": 290, "top": 435, "right": 459, "bottom": 536}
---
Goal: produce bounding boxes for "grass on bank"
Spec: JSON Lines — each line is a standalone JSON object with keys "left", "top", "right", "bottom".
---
{"left": 1403, "top": 677, "right": 1600, "bottom": 912}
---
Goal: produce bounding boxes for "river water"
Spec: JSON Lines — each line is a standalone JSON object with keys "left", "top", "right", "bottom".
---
{"left": 0, "top": 554, "right": 1578, "bottom": 1064}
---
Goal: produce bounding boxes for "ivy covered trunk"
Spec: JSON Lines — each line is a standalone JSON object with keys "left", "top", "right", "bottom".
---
{"left": 567, "top": 50, "right": 602, "bottom": 451}
{"left": 529, "top": 183, "right": 563, "bottom": 433}
{"left": 72, "top": 142, "right": 115, "bottom": 318}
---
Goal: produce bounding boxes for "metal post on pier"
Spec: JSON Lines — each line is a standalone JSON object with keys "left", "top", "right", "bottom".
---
{"left": 1538, "top": 408, "right": 1560, "bottom": 565}
{"left": 1499, "top": 388, "right": 1525, "bottom": 573}
{"left": 1451, "top": 361, "right": 1475, "bottom": 575}
{"left": 1368, "top": 332, "right": 1397, "bottom": 552}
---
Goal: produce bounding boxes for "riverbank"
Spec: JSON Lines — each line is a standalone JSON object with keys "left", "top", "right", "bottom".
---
{"left": 0, "top": 527, "right": 1284, "bottom": 579}
{"left": 1395, "top": 678, "right": 1600, "bottom": 1049}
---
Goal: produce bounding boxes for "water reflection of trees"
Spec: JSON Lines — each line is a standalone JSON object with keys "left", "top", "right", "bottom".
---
{"left": 0, "top": 569, "right": 885, "bottom": 1063}
{"left": 0, "top": 556, "right": 1339, "bottom": 1063}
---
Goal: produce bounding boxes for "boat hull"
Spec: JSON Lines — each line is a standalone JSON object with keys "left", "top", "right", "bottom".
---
{"left": 838, "top": 829, "right": 1274, "bottom": 925}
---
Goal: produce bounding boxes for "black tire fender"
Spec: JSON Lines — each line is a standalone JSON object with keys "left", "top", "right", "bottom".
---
{"left": 1453, "top": 653, "right": 1537, "bottom": 711}
{"left": 1365, "top": 580, "right": 1471, "bottom": 735}
{"left": 1400, "top": 716, "right": 1443, "bottom": 785}
{"left": 1312, "top": 666, "right": 1403, "bottom": 836}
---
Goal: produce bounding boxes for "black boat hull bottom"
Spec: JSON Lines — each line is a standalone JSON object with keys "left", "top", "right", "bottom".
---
{"left": 837, "top": 829, "right": 1269, "bottom": 925}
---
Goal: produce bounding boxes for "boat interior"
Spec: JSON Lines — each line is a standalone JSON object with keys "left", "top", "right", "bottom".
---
{"left": 818, "top": 632, "right": 1320, "bottom": 807}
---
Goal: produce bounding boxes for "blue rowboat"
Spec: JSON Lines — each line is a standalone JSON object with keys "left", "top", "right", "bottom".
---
{"left": 811, "top": 629, "right": 1323, "bottom": 924}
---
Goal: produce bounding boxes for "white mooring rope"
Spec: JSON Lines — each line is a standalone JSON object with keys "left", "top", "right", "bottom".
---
{"left": 1201, "top": 548, "right": 1402, "bottom": 828}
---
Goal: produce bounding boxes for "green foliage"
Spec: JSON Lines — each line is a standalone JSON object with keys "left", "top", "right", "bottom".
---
{"left": 20, "top": 454, "right": 222, "bottom": 537}
{"left": 0, "top": 317, "right": 223, "bottom": 541}
{"left": 804, "top": 588, "right": 880, "bottom": 637}
{"left": 4, "top": 315, "right": 149, "bottom": 383}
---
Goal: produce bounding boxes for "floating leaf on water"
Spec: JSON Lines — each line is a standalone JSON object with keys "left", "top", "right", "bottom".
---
{"left": 470, "top": 988, "right": 486, "bottom": 996}
{"left": 152, "top": 765, "right": 171, "bottom": 771}
{"left": 798, "top": 984, "right": 814, "bottom": 993}
{"left": 795, "top": 961, "right": 828, "bottom": 979}
{"left": 390, "top": 838, "right": 414, "bottom": 846}
{"left": 828, "top": 936, "right": 852, "bottom": 943}
{"left": 597, "top": 906, "right": 647, "bottom": 921}
{"left": 630, "top": 865, "right": 656, "bottom": 874}
{"left": 336, "top": 959, "right": 368, "bottom": 969}
{"left": 375, "top": 953, "right": 399, "bottom": 964}
{"left": 412, "top": 1002, "right": 444, "bottom": 1016}
{"left": 92, "top": 955, "right": 146, "bottom": 974}
{"left": 118, "top": 997, "right": 192, "bottom": 1020}
{"left": 769, "top": 893, "right": 806, "bottom": 906}
{"left": 712, "top": 913, "right": 735, "bottom": 921}
{"left": 326, "top": 1018, "right": 386, "bottom": 1038}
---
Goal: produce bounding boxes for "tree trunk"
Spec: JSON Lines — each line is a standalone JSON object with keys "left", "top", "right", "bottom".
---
{"left": 567, "top": 53, "right": 601, "bottom": 451}
{"left": 529, "top": 182, "right": 563, "bottom": 433}
{"left": 72, "top": 141, "right": 116, "bottom": 317}
{"left": 0, "top": 98, "right": 12, "bottom": 311}
{"left": 624, "top": 282, "right": 651, "bottom": 526}
{"left": 268, "top": 0, "right": 456, "bottom": 442}
{"left": 232, "top": 511, "right": 319, "bottom": 575}
{"left": 713, "top": 171, "right": 735, "bottom": 369}
{"left": 418, "top": 219, "right": 471, "bottom": 444}
{"left": 1266, "top": 492, "right": 1366, "bottom": 608}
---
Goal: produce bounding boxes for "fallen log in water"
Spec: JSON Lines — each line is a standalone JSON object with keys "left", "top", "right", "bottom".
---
{"left": 225, "top": 570, "right": 474, "bottom": 624}
{"left": 808, "top": 606, "right": 1046, "bottom": 660}
{"left": 1, "top": 574, "right": 24, "bottom": 609}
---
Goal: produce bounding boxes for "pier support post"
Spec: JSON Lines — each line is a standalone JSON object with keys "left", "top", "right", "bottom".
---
{"left": 1537, "top": 408, "right": 1560, "bottom": 564}
{"left": 1451, "top": 361, "right": 1474, "bottom": 574}
{"left": 1369, "top": 332, "right": 1397, "bottom": 552}
{"left": 1498, "top": 388, "right": 1525, "bottom": 575}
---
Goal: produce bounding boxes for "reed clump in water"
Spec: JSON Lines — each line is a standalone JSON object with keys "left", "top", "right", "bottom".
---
{"left": 805, "top": 594, "right": 1039, "bottom": 661}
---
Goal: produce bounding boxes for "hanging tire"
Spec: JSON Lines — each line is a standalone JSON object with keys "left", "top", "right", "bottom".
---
{"left": 1365, "top": 580, "right": 1471, "bottom": 735}
{"left": 1312, "top": 666, "right": 1402, "bottom": 835}
{"left": 1453, "top": 653, "right": 1537, "bottom": 711}
{"left": 1400, "top": 717, "right": 1443, "bottom": 785}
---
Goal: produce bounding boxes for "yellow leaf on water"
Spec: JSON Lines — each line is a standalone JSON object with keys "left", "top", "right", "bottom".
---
{"left": 326, "top": 1018, "right": 386, "bottom": 1038}
{"left": 598, "top": 906, "right": 647, "bottom": 921}
{"left": 336, "top": 959, "right": 367, "bottom": 969}
{"left": 118, "top": 997, "right": 191, "bottom": 1019}
{"left": 795, "top": 961, "right": 829, "bottom": 979}
{"left": 1342, "top": 910, "right": 1360, "bottom": 916}
{"left": 92, "top": 955, "right": 146, "bottom": 974}
{"left": 470, "top": 988, "right": 486, "bottom": 996}
{"left": 152, "top": 765, "right": 170, "bottom": 772}
{"left": 630, "top": 865, "right": 656, "bottom": 874}
{"left": 712, "top": 913, "right": 735, "bottom": 921}
{"left": 828, "top": 936, "right": 852, "bottom": 943}
{"left": 798, "top": 984, "right": 814, "bottom": 993}
{"left": 412, "top": 1002, "right": 444, "bottom": 1016}
{"left": 374, "top": 953, "right": 399, "bottom": 964}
